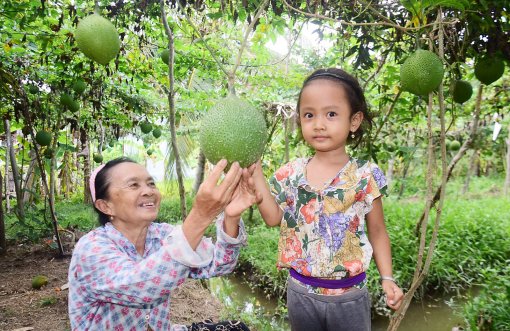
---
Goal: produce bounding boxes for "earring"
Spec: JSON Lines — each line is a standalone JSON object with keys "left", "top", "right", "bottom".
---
{"left": 351, "top": 132, "right": 356, "bottom": 139}
{"left": 109, "top": 215, "right": 114, "bottom": 221}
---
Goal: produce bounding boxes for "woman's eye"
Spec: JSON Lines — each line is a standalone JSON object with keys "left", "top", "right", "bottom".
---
{"left": 148, "top": 182, "right": 156, "bottom": 187}
{"left": 129, "top": 182, "right": 139, "bottom": 188}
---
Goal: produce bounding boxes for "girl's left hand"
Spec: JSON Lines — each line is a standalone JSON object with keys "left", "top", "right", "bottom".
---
{"left": 382, "top": 280, "right": 404, "bottom": 310}
{"left": 225, "top": 163, "right": 262, "bottom": 218}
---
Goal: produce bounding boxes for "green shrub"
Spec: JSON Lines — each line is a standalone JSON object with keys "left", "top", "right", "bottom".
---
{"left": 462, "top": 264, "right": 510, "bottom": 330}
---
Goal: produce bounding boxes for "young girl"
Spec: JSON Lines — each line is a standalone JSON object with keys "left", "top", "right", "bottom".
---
{"left": 253, "top": 68, "right": 403, "bottom": 331}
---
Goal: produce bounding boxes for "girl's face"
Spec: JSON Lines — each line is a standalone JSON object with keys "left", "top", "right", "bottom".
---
{"left": 97, "top": 162, "right": 161, "bottom": 227}
{"left": 299, "top": 79, "right": 362, "bottom": 153}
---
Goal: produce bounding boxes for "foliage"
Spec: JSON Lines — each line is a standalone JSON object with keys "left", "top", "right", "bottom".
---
{"left": 462, "top": 263, "right": 510, "bottom": 331}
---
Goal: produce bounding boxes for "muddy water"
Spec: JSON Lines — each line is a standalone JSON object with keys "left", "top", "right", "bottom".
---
{"left": 210, "top": 275, "right": 469, "bottom": 331}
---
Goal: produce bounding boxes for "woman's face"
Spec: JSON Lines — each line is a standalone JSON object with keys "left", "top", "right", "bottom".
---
{"left": 101, "top": 162, "right": 161, "bottom": 226}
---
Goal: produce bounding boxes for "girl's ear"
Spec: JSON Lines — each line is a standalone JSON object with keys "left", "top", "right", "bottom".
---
{"left": 350, "top": 111, "right": 364, "bottom": 132}
{"left": 94, "top": 199, "right": 113, "bottom": 216}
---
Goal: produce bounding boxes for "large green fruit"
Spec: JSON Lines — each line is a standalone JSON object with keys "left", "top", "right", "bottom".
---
{"left": 35, "top": 130, "right": 52, "bottom": 146}
{"left": 31, "top": 275, "right": 48, "bottom": 290}
{"left": 449, "top": 140, "right": 461, "bottom": 151}
{"left": 450, "top": 80, "right": 473, "bottom": 104}
{"left": 152, "top": 127, "right": 162, "bottom": 138}
{"left": 60, "top": 93, "right": 74, "bottom": 107}
{"left": 474, "top": 56, "right": 505, "bottom": 85}
{"left": 28, "top": 84, "right": 39, "bottom": 94}
{"left": 93, "top": 153, "right": 103, "bottom": 163}
{"left": 400, "top": 50, "right": 444, "bottom": 96}
{"left": 43, "top": 148, "right": 54, "bottom": 159}
{"left": 75, "top": 14, "right": 120, "bottom": 65}
{"left": 73, "top": 79, "right": 87, "bottom": 94}
{"left": 140, "top": 121, "right": 152, "bottom": 134}
{"left": 199, "top": 95, "right": 268, "bottom": 168}
{"left": 69, "top": 100, "right": 80, "bottom": 113}
{"left": 160, "top": 49, "right": 169, "bottom": 65}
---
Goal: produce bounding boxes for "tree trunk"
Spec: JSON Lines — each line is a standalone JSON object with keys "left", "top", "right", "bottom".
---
{"left": 193, "top": 151, "right": 206, "bottom": 195}
{"left": 22, "top": 150, "right": 37, "bottom": 204}
{"left": 504, "top": 125, "right": 510, "bottom": 195}
{"left": 161, "top": 1, "right": 187, "bottom": 218}
{"left": 462, "top": 149, "right": 478, "bottom": 194}
{"left": 80, "top": 128, "right": 92, "bottom": 204}
{"left": 4, "top": 118, "right": 24, "bottom": 220}
{"left": 0, "top": 170, "right": 6, "bottom": 256}
{"left": 386, "top": 157, "right": 395, "bottom": 189}
{"left": 4, "top": 137, "right": 10, "bottom": 213}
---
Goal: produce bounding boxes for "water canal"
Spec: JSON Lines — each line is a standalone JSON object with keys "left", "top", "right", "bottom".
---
{"left": 209, "top": 275, "right": 471, "bottom": 331}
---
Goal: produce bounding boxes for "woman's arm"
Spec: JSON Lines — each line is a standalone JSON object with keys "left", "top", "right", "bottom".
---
{"left": 366, "top": 198, "right": 403, "bottom": 310}
{"left": 252, "top": 161, "right": 283, "bottom": 227}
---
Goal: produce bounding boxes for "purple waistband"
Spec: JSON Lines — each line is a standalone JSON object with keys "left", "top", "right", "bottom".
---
{"left": 289, "top": 268, "right": 366, "bottom": 289}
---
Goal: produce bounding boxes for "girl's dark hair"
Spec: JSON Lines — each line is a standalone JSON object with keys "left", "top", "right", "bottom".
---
{"left": 93, "top": 157, "right": 137, "bottom": 225}
{"left": 296, "top": 68, "right": 373, "bottom": 148}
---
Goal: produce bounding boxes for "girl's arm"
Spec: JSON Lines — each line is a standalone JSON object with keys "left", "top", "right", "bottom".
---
{"left": 252, "top": 161, "right": 283, "bottom": 227}
{"left": 366, "top": 198, "right": 403, "bottom": 310}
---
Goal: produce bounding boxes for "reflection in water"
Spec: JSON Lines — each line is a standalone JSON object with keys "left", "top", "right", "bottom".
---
{"left": 210, "top": 275, "right": 469, "bottom": 331}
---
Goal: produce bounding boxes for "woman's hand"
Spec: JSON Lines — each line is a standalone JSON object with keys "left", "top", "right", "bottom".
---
{"left": 382, "top": 280, "right": 404, "bottom": 310}
{"left": 183, "top": 159, "right": 242, "bottom": 250}
{"left": 225, "top": 163, "right": 263, "bottom": 218}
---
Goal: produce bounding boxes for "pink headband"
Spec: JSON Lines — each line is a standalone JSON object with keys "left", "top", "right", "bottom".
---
{"left": 89, "top": 164, "right": 106, "bottom": 202}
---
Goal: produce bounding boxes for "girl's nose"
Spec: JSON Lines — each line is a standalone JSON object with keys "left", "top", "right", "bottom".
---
{"left": 314, "top": 117, "right": 326, "bottom": 130}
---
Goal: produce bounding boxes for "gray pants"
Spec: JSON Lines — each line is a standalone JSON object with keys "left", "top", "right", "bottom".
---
{"left": 287, "top": 278, "right": 371, "bottom": 331}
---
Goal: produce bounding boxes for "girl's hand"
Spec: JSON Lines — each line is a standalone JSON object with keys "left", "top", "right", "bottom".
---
{"left": 382, "top": 280, "right": 404, "bottom": 310}
{"left": 225, "top": 163, "right": 262, "bottom": 218}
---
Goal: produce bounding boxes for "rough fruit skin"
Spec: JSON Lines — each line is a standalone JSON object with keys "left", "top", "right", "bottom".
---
{"left": 152, "top": 127, "right": 162, "bottom": 138}
{"left": 93, "top": 153, "right": 103, "bottom": 163}
{"left": 75, "top": 14, "right": 120, "bottom": 65}
{"left": 28, "top": 85, "right": 39, "bottom": 94}
{"left": 60, "top": 93, "right": 74, "bottom": 107}
{"left": 73, "top": 80, "right": 87, "bottom": 94}
{"left": 31, "top": 275, "right": 48, "bottom": 290}
{"left": 449, "top": 140, "right": 461, "bottom": 151}
{"left": 199, "top": 95, "right": 268, "bottom": 168}
{"left": 400, "top": 50, "right": 444, "bottom": 96}
{"left": 475, "top": 56, "right": 505, "bottom": 85}
{"left": 451, "top": 80, "right": 473, "bottom": 104}
{"left": 35, "top": 131, "right": 52, "bottom": 146}
{"left": 161, "top": 49, "right": 169, "bottom": 65}
{"left": 140, "top": 121, "right": 152, "bottom": 134}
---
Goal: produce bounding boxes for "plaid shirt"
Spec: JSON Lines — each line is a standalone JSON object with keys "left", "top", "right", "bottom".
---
{"left": 68, "top": 217, "right": 247, "bottom": 330}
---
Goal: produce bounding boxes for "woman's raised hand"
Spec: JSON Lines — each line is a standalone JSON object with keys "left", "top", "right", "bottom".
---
{"left": 193, "top": 159, "right": 243, "bottom": 222}
{"left": 225, "top": 163, "right": 263, "bottom": 218}
{"left": 183, "top": 159, "right": 242, "bottom": 249}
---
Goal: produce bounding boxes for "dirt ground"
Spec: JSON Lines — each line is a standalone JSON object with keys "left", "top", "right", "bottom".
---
{"left": 0, "top": 242, "right": 224, "bottom": 331}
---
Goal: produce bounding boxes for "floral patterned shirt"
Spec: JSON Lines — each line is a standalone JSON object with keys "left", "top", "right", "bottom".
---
{"left": 68, "top": 217, "right": 246, "bottom": 330}
{"left": 270, "top": 157, "right": 387, "bottom": 295}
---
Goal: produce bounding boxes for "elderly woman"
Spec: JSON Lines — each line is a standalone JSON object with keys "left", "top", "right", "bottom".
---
{"left": 68, "top": 157, "right": 261, "bottom": 331}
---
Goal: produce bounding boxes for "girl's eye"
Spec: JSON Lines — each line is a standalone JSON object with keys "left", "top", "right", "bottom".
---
{"left": 303, "top": 113, "right": 313, "bottom": 119}
{"left": 327, "top": 111, "right": 337, "bottom": 117}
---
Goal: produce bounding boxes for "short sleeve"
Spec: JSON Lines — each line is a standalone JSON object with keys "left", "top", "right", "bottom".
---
{"left": 269, "top": 175, "right": 287, "bottom": 207}
{"left": 369, "top": 162, "right": 388, "bottom": 199}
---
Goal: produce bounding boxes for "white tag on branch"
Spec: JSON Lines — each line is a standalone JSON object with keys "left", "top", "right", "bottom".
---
{"left": 12, "top": 328, "right": 35, "bottom": 331}
{"left": 493, "top": 122, "right": 502, "bottom": 141}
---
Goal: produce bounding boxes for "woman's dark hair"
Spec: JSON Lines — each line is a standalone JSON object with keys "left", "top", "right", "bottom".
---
{"left": 93, "top": 157, "right": 137, "bottom": 225}
{"left": 296, "top": 68, "right": 373, "bottom": 148}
